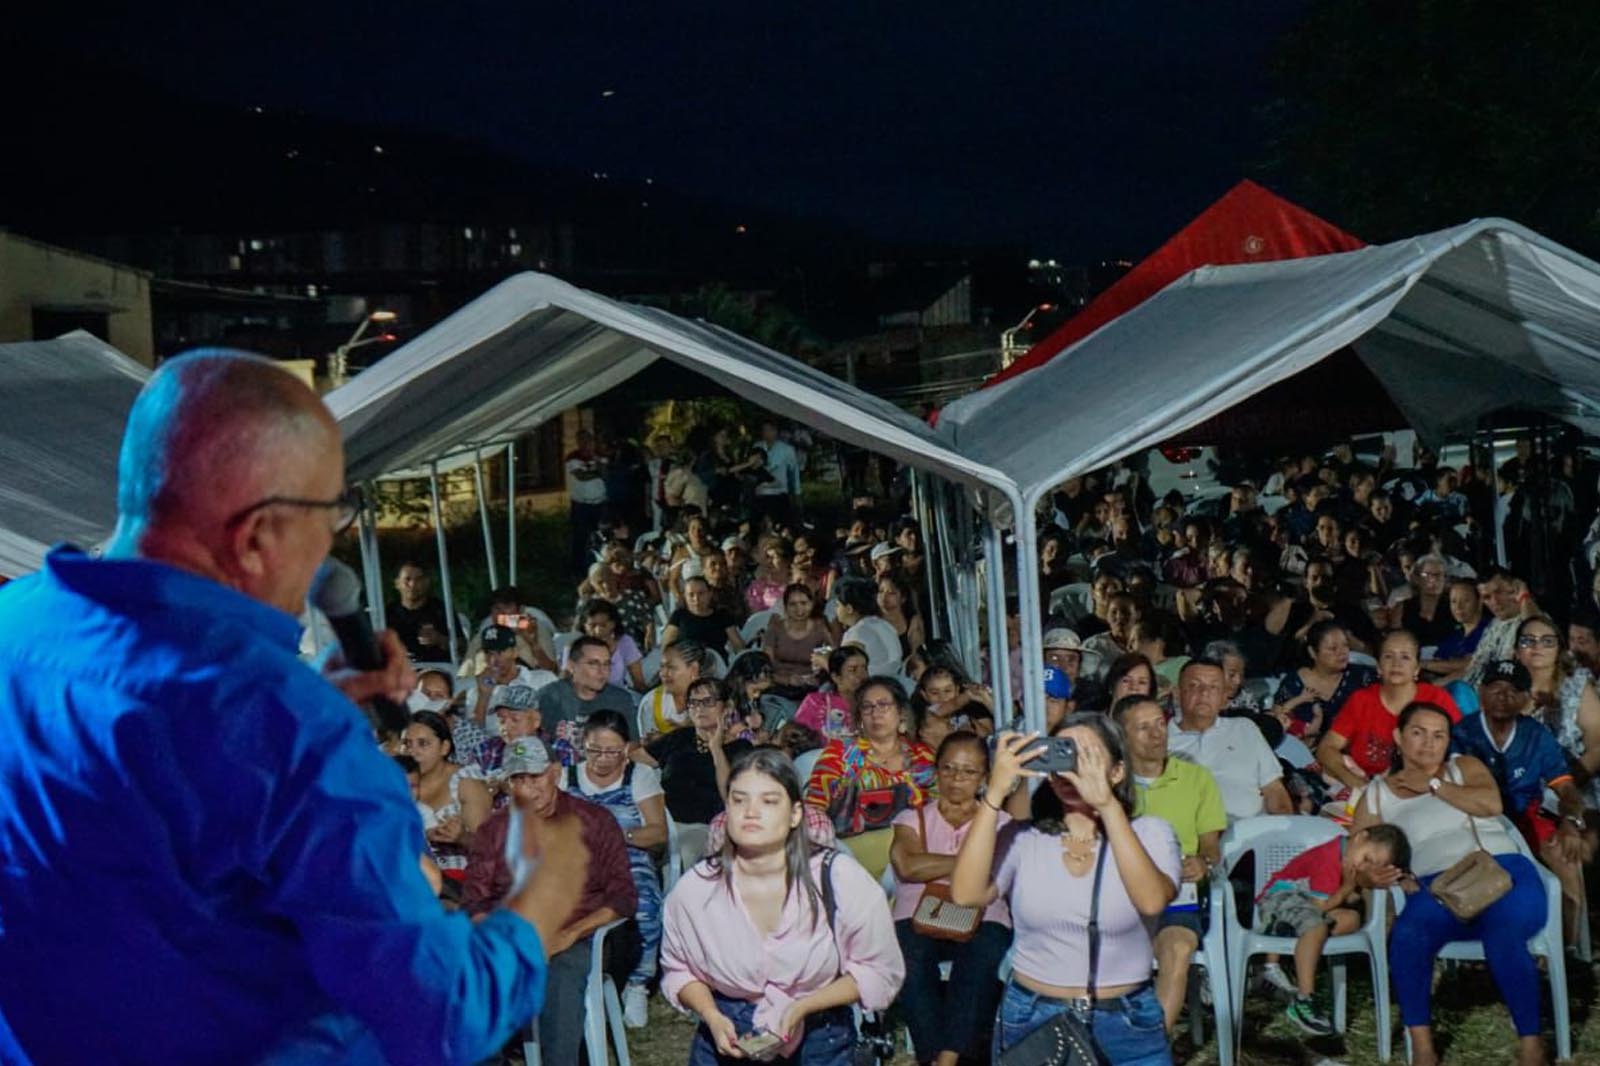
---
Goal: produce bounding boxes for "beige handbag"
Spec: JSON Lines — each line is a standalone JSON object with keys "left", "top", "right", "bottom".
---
{"left": 1375, "top": 762, "right": 1511, "bottom": 922}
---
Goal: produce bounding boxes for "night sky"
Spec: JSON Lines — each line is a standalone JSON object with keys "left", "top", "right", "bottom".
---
{"left": 23, "top": 1, "right": 1313, "bottom": 260}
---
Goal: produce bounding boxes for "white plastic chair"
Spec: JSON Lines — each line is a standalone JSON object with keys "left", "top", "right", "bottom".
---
{"left": 552, "top": 630, "right": 578, "bottom": 664}
{"left": 639, "top": 646, "right": 662, "bottom": 689}
{"left": 1188, "top": 889, "right": 1238, "bottom": 1066}
{"left": 521, "top": 918, "right": 631, "bottom": 1066}
{"left": 1048, "top": 582, "right": 1093, "bottom": 621}
{"left": 1375, "top": 816, "right": 1570, "bottom": 1063}
{"left": 1348, "top": 650, "right": 1378, "bottom": 669}
{"left": 663, "top": 811, "right": 684, "bottom": 895}
{"left": 1219, "top": 816, "right": 1391, "bottom": 1061}
{"left": 741, "top": 608, "right": 776, "bottom": 647}
{"left": 584, "top": 919, "right": 633, "bottom": 1066}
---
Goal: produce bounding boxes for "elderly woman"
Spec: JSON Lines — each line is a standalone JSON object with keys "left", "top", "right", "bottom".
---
{"left": 641, "top": 676, "right": 752, "bottom": 875}
{"left": 805, "top": 677, "right": 936, "bottom": 880}
{"left": 1271, "top": 620, "right": 1375, "bottom": 744}
{"left": 952, "top": 716, "right": 1180, "bottom": 1065}
{"left": 1351, "top": 702, "right": 1547, "bottom": 1066}
{"left": 890, "top": 733, "right": 1013, "bottom": 1066}
{"left": 564, "top": 709, "right": 669, "bottom": 1028}
{"left": 1393, "top": 553, "right": 1455, "bottom": 648}
{"left": 1317, "top": 630, "right": 1460, "bottom": 794}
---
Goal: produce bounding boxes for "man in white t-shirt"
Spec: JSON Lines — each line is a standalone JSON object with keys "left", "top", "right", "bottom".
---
{"left": 565, "top": 429, "right": 608, "bottom": 575}
{"left": 1166, "top": 658, "right": 1291, "bottom": 821}
{"left": 753, "top": 420, "right": 800, "bottom": 531}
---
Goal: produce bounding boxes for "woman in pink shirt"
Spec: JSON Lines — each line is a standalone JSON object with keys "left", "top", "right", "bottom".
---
{"left": 889, "top": 732, "right": 1012, "bottom": 1066}
{"left": 952, "top": 714, "right": 1181, "bottom": 1066}
{"left": 660, "top": 747, "right": 905, "bottom": 1065}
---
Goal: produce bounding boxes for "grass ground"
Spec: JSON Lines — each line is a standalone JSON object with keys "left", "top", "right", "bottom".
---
{"left": 620, "top": 957, "right": 1600, "bottom": 1066}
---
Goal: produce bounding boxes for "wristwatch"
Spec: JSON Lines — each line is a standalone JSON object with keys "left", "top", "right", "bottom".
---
{"left": 1427, "top": 777, "right": 1442, "bottom": 793}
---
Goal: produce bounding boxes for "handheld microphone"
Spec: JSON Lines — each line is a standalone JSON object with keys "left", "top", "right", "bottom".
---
{"left": 310, "top": 558, "right": 411, "bottom": 735}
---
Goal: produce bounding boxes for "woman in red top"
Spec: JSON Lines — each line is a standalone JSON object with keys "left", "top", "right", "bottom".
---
{"left": 1316, "top": 629, "right": 1459, "bottom": 791}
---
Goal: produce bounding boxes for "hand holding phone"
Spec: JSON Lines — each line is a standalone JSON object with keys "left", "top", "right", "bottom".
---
{"left": 734, "top": 1030, "right": 784, "bottom": 1060}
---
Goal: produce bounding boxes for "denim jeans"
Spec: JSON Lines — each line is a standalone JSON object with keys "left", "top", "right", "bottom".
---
{"left": 687, "top": 992, "right": 854, "bottom": 1066}
{"left": 894, "top": 918, "right": 1011, "bottom": 1060}
{"left": 992, "top": 980, "right": 1171, "bottom": 1066}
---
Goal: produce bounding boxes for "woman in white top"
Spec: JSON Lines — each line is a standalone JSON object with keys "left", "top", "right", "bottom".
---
{"left": 660, "top": 747, "right": 904, "bottom": 1065}
{"left": 1517, "top": 614, "right": 1600, "bottom": 808}
{"left": 1350, "top": 701, "right": 1547, "bottom": 1066}
{"left": 638, "top": 639, "right": 714, "bottom": 741}
{"left": 562, "top": 709, "right": 668, "bottom": 1028}
{"left": 403, "top": 710, "right": 490, "bottom": 879}
{"left": 834, "top": 578, "right": 903, "bottom": 678}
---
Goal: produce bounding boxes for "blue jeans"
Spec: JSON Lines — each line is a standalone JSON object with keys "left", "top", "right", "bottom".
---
{"left": 894, "top": 918, "right": 1011, "bottom": 1060}
{"left": 688, "top": 992, "right": 854, "bottom": 1066}
{"left": 993, "top": 981, "right": 1171, "bottom": 1066}
{"left": 1390, "top": 852, "right": 1547, "bottom": 1036}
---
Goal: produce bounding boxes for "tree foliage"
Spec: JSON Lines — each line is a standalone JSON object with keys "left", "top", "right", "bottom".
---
{"left": 1261, "top": 0, "right": 1600, "bottom": 253}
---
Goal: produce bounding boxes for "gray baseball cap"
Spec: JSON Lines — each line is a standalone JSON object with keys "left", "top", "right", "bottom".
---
{"left": 501, "top": 737, "right": 554, "bottom": 777}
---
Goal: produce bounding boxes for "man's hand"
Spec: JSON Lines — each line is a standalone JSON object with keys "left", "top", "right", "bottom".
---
{"left": 505, "top": 804, "right": 589, "bottom": 959}
{"left": 324, "top": 628, "right": 414, "bottom": 707}
{"left": 1555, "top": 823, "right": 1587, "bottom": 864}
{"left": 1180, "top": 855, "right": 1207, "bottom": 883}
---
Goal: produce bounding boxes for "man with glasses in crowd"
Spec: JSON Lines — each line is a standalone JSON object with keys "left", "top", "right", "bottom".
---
{"left": 535, "top": 635, "right": 635, "bottom": 765}
{"left": 0, "top": 350, "right": 587, "bottom": 1065}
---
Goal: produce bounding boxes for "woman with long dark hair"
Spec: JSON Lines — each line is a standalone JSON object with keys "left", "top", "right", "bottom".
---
{"left": 403, "top": 710, "right": 491, "bottom": 882}
{"left": 660, "top": 747, "right": 905, "bottom": 1065}
{"left": 951, "top": 714, "right": 1180, "bottom": 1065}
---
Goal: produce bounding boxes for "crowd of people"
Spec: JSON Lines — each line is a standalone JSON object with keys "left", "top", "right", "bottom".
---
{"left": 374, "top": 425, "right": 1600, "bottom": 1066}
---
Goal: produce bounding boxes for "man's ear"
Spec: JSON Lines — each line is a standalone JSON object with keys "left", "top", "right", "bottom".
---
{"left": 226, "top": 510, "right": 274, "bottom": 586}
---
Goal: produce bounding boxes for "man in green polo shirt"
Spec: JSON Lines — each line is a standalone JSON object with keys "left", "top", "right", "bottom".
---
{"left": 1114, "top": 694, "right": 1227, "bottom": 1031}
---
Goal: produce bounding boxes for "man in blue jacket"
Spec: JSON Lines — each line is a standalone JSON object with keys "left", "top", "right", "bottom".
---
{"left": 0, "top": 350, "right": 585, "bottom": 1065}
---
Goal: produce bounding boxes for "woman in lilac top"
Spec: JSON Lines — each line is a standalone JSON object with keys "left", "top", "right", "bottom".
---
{"left": 952, "top": 714, "right": 1181, "bottom": 1066}
{"left": 660, "top": 747, "right": 905, "bottom": 1065}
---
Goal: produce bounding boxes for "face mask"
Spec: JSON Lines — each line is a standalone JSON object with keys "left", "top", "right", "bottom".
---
{"left": 407, "top": 692, "right": 451, "bottom": 714}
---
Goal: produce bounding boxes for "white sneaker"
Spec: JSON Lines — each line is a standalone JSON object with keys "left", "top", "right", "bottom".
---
{"left": 622, "top": 983, "right": 649, "bottom": 1029}
{"left": 1258, "top": 962, "right": 1297, "bottom": 999}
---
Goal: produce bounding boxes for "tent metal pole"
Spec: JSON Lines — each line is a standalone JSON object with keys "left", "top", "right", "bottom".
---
{"left": 428, "top": 462, "right": 460, "bottom": 664}
{"left": 507, "top": 442, "right": 519, "bottom": 587}
{"left": 360, "top": 481, "right": 387, "bottom": 631}
{"left": 474, "top": 448, "right": 499, "bottom": 590}
{"left": 1011, "top": 487, "right": 1046, "bottom": 736}
{"left": 982, "top": 512, "right": 1012, "bottom": 720}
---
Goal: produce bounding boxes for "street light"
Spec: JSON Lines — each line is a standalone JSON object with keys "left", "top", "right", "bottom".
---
{"left": 329, "top": 309, "right": 397, "bottom": 387}
{"left": 1000, "top": 303, "right": 1056, "bottom": 368}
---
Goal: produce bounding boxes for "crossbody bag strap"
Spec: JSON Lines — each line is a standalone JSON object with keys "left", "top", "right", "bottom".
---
{"left": 1446, "top": 757, "right": 1490, "bottom": 851}
{"left": 1086, "top": 838, "right": 1110, "bottom": 1008}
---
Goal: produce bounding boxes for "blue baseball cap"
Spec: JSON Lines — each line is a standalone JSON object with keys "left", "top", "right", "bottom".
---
{"left": 1043, "top": 665, "right": 1073, "bottom": 700}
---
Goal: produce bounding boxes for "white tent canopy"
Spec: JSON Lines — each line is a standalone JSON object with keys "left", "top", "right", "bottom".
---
{"left": 326, "top": 272, "right": 1015, "bottom": 496}
{"left": 939, "top": 218, "right": 1600, "bottom": 500}
{"left": 0, "top": 333, "right": 149, "bottom": 577}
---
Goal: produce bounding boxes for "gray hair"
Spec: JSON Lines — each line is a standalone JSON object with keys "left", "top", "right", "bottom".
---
{"left": 1201, "top": 638, "right": 1244, "bottom": 664}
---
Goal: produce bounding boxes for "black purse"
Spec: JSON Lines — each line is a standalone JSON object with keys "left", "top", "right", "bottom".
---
{"left": 996, "top": 842, "right": 1113, "bottom": 1066}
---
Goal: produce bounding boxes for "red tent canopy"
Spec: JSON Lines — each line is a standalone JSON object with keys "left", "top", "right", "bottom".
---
{"left": 987, "top": 180, "right": 1369, "bottom": 388}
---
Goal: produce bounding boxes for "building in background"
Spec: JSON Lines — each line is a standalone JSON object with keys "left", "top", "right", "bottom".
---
{"left": 0, "top": 232, "right": 153, "bottom": 365}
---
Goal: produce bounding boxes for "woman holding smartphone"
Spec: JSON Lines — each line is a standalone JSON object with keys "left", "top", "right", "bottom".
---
{"left": 660, "top": 747, "right": 905, "bottom": 1064}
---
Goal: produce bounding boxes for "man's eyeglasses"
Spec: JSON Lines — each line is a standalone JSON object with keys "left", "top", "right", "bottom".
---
{"left": 685, "top": 697, "right": 722, "bottom": 710}
{"left": 1517, "top": 634, "right": 1560, "bottom": 649}
{"left": 225, "top": 486, "right": 362, "bottom": 534}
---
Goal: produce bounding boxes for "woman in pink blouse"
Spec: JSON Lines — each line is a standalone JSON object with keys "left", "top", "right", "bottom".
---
{"left": 889, "top": 732, "right": 1012, "bottom": 1066}
{"left": 951, "top": 714, "right": 1181, "bottom": 1066}
{"left": 660, "top": 747, "right": 905, "bottom": 1065}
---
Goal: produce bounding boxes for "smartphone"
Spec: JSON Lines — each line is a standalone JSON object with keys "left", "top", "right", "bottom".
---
{"left": 1021, "top": 735, "right": 1079, "bottom": 775}
{"left": 494, "top": 613, "right": 532, "bottom": 631}
{"left": 734, "top": 1030, "right": 784, "bottom": 1059}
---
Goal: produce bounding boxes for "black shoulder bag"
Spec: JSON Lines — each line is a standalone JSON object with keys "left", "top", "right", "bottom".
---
{"left": 996, "top": 841, "right": 1113, "bottom": 1066}
{"left": 818, "top": 851, "right": 898, "bottom": 1066}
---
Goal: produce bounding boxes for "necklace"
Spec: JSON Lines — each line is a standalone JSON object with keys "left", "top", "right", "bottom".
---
{"left": 694, "top": 731, "right": 712, "bottom": 753}
{"left": 1062, "top": 829, "right": 1098, "bottom": 862}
